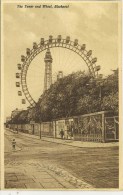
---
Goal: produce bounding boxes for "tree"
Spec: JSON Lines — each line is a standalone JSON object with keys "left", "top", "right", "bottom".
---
{"left": 10, "top": 69, "right": 118, "bottom": 123}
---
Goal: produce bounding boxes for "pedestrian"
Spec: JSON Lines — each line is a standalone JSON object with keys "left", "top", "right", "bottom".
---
{"left": 60, "top": 129, "right": 64, "bottom": 139}
{"left": 12, "top": 139, "right": 16, "bottom": 150}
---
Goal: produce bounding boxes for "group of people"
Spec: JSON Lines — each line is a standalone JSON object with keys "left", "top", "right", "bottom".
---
{"left": 59, "top": 127, "right": 74, "bottom": 139}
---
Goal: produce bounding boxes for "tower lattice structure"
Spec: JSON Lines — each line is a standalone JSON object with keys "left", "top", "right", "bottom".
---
{"left": 44, "top": 49, "right": 53, "bottom": 91}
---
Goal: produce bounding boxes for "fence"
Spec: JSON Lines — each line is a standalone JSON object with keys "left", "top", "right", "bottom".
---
{"left": 105, "top": 116, "right": 119, "bottom": 141}
{"left": 41, "top": 122, "right": 53, "bottom": 137}
{"left": 7, "top": 111, "right": 119, "bottom": 142}
{"left": 73, "top": 112, "right": 104, "bottom": 142}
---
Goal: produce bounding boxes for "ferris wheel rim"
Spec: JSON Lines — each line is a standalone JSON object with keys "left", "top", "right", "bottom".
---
{"left": 18, "top": 37, "right": 100, "bottom": 107}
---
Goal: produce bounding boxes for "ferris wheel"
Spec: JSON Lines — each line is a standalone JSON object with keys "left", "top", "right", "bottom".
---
{"left": 16, "top": 35, "right": 101, "bottom": 107}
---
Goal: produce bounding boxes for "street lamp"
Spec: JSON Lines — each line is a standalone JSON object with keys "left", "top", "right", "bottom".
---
{"left": 86, "top": 74, "right": 103, "bottom": 111}
{"left": 96, "top": 74, "right": 103, "bottom": 110}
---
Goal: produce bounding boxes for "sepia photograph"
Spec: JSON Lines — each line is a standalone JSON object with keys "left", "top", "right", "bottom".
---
{"left": 1, "top": 0, "right": 122, "bottom": 190}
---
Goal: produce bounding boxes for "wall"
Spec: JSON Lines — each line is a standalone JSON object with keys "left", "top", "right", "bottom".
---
{"left": 7, "top": 111, "right": 118, "bottom": 142}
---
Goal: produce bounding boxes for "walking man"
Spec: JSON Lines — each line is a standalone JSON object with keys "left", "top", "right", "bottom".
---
{"left": 60, "top": 129, "right": 64, "bottom": 139}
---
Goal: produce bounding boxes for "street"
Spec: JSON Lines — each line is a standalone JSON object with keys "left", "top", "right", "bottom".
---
{"left": 4, "top": 129, "right": 119, "bottom": 189}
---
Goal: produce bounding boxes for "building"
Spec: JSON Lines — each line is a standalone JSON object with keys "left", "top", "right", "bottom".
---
{"left": 11, "top": 108, "right": 23, "bottom": 119}
{"left": 57, "top": 71, "right": 63, "bottom": 80}
{"left": 44, "top": 49, "right": 53, "bottom": 91}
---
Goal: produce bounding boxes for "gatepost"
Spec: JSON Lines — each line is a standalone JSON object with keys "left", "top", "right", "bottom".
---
{"left": 102, "top": 113, "right": 105, "bottom": 142}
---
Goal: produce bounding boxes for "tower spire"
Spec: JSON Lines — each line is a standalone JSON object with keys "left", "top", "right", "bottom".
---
{"left": 44, "top": 49, "right": 52, "bottom": 91}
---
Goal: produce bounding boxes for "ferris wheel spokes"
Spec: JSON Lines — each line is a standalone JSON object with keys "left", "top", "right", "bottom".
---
{"left": 16, "top": 35, "right": 101, "bottom": 107}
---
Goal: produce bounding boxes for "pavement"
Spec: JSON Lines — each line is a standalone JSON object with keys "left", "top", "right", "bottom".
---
{"left": 8, "top": 128, "right": 119, "bottom": 148}
{"left": 5, "top": 161, "right": 93, "bottom": 190}
{"left": 4, "top": 129, "right": 119, "bottom": 189}
{"left": 4, "top": 129, "right": 94, "bottom": 190}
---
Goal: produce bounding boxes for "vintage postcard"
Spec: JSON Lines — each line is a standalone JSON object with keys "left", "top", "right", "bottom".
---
{"left": 0, "top": 0, "right": 123, "bottom": 191}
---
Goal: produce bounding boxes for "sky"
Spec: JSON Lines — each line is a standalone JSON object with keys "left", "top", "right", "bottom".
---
{"left": 2, "top": 1, "right": 120, "bottom": 119}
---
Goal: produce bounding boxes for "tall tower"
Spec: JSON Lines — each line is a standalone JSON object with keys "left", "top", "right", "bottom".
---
{"left": 44, "top": 49, "right": 53, "bottom": 91}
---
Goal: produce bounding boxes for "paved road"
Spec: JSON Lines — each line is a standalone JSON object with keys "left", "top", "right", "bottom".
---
{"left": 4, "top": 129, "right": 119, "bottom": 189}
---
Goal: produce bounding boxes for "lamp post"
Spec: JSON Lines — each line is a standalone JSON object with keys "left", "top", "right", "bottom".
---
{"left": 96, "top": 74, "right": 104, "bottom": 111}
{"left": 40, "top": 123, "right": 41, "bottom": 139}
{"left": 99, "top": 85, "right": 102, "bottom": 100}
{"left": 86, "top": 74, "right": 103, "bottom": 111}
{"left": 98, "top": 83, "right": 102, "bottom": 110}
